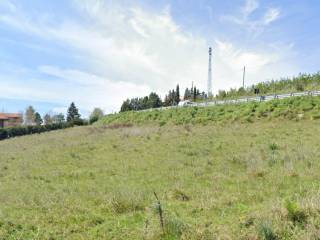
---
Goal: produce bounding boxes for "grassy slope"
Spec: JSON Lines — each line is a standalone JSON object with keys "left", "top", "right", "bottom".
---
{"left": 102, "top": 96, "right": 320, "bottom": 126}
{"left": 1, "top": 97, "right": 320, "bottom": 239}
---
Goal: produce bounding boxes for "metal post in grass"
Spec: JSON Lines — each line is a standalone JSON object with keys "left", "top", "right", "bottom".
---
{"left": 153, "top": 192, "right": 164, "bottom": 233}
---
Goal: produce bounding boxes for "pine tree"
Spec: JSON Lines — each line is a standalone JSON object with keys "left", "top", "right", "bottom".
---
{"left": 34, "top": 112, "right": 43, "bottom": 125}
{"left": 171, "top": 89, "right": 176, "bottom": 105}
{"left": 67, "top": 102, "right": 81, "bottom": 123}
{"left": 120, "top": 99, "right": 131, "bottom": 112}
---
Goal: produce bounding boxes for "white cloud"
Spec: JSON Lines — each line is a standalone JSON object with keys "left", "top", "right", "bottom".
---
{"left": 263, "top": 8, "right": 281, "bottom": 25}
{"left": 222, "top": 0, "right": 281, "bottom": 32}
{"left": 242, "top": 0, "right": 259, "bottom": 16}
{"left": 0, "top": 0, "right": 295, "bottom": 113}
{"left": 211, "top": 40, "right": 297, "bottom": 91}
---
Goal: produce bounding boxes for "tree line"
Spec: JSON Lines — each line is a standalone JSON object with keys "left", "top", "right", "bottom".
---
{"left": 120, "top": 72, "right": 320, "bottom": 112}
{"left": 23, "top": 102, "right": 104, "bottom": 126}
{"left": 0, "top": 102, "right": 105, "bottom": 141}
{"left": 215, "top": 72, "right": 320, "bottom": 99}
{"left": 120, "top": 84, "right": 207, "bottom": 112}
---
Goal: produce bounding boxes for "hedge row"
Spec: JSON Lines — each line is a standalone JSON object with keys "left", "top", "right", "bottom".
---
{"left": 0, "top": 121, "right": 88, "bottom": 141}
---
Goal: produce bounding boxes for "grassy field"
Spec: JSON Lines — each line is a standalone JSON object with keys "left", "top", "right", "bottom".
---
{"left": 1, "top": 97, "right": 320, "bottom": 239}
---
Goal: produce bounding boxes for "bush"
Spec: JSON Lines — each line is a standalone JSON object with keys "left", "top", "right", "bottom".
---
{"left": 285, "top": 200, "right": 307, "bottom": 225}
{"left": 0, "top": 122, "right": 79, "bottom": 141}
{"left": 0, "top": 128, "right": 8, "bottom": 140}
{"left": 89, "top": 115, "right": 99, "bottom": 124}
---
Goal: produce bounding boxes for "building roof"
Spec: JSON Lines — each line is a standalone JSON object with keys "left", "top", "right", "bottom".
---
{"left": 0, "top": 113, "right": 22, "bottom": 120}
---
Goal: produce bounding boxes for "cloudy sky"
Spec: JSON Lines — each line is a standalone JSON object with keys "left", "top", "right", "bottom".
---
{"left": 0, "top": 0, "right": 319, "bottom": 116}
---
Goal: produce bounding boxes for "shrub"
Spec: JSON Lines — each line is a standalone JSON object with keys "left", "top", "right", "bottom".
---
{"left": 0, "top": 128, "right": 8, "bottom": 140}
{"left": 285, "top": 200, "right": 308, "bottom": 225}
{"left": 258, "top": 222, "right": 278, "bottom": 240}
{"left": 89, "top": 115, "right": 99, "bottom": 124}
{"left": 0, "top": 122, "right": 79, "bottom": 141}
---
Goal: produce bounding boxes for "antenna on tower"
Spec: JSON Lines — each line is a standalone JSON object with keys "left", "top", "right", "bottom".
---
{"left": 207, "top": 47, "right": 213, "bottom": 98}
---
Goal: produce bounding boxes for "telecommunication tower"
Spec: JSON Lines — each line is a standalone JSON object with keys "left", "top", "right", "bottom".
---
{"left": 207, "top": 47, "right": 213, "bottom": 98}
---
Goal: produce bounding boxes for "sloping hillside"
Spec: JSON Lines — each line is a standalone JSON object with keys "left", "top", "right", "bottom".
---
{"left": 1, "top": 97, "right": 320, "bottom": 239}
{"left": 102, "top": 96, "right": 320, "bottom": 126}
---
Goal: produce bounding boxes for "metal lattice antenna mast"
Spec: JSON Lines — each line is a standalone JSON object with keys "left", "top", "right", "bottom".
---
{"left": 242, "top": 66, "right": 246, "bottom": 89}
{"left": 207, "top": 47, "right": 213, "bottom": 98}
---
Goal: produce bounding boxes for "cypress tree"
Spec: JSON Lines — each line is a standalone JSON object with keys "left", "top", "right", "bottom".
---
{"left": 175, "top": 84, "right": 180, "bottom": 104}
{"left": 184, "top": 88, "right": 189, "bottom": 100}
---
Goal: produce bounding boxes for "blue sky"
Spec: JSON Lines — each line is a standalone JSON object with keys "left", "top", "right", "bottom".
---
{"left": 0, "top": 0, "right": 319, "bottom": 116}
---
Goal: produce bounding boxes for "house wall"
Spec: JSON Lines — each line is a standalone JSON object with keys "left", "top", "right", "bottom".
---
{"left": 2, "top": 118, "right": 23, "bottom": 128}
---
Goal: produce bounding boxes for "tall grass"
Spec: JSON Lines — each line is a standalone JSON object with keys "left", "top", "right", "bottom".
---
{"left": 1, "top": 105, "right": 320, "bottom": 239}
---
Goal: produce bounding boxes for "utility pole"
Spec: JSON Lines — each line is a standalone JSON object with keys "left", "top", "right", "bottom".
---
{"left": 242, "top": 66, "right": 246, "bottom": 89}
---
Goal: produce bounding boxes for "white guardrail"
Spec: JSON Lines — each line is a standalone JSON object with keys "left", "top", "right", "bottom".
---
{"left": 140, "top": 90, "right": 320, "bottom": 112}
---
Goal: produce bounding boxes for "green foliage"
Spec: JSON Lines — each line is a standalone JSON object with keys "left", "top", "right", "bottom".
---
{"left": 0, "top": 122, "right": 88, "bottom": 141}
{"left": 216, "top": 72, "right": 320, "bottom": 99}
{"left": 285, "top": 200, "right": 308, "bottom": 225}
{"left": 258, "top": 222, "right": 278, "bottom": 240}
{"left": 89, "top": 108, "right": 104, "bottom": 124}
{"left": 120, "top": 92, "right": 162, "bottom": 112}
{"left": 34, "top": 112, "right": 43, "bottom": 125}
{"left": 67, "top": 102, "right": 81, "bottom": 123}
{"left": 269, "top": 143, "right": 280, "bottom": 152}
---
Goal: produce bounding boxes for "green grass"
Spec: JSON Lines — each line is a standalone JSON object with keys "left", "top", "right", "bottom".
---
{"left": 1, "top": 97, "right": 320, "bottom": 239}
{"left": 101, "top": 96, "right": 320, "bottom": 126}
